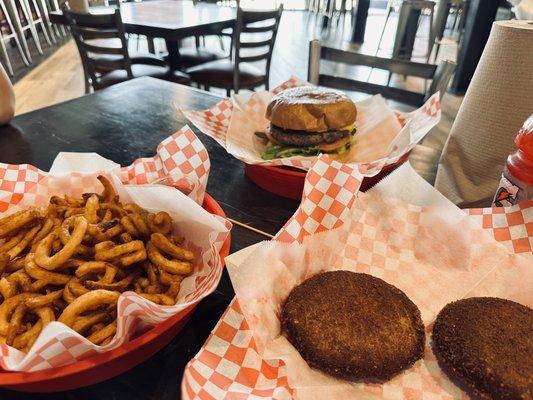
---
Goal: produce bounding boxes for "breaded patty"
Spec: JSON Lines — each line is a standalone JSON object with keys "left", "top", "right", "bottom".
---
{"left": 432, "top": 297, "right": 533, "bottom": 400}
{"left": 281, "top": 271, "right": 425, "bottom": 382}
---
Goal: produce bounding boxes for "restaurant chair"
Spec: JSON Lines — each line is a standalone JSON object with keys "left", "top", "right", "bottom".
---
{"left": 0, "top": 0, "right": 30, "bottom": 75}
{"left": 64, "top": 6, "right": 190, "bottom": 93}
{"left": 187, "top": 5, "right": 283, "bottom": 97}
{"left": 181, "top": 0, "right": 232, "bottom": 69}
{"left": 308, "top": 39, "right": 456, "bottom": 108}
{"left": 176, "top": 26, "right": 232, "bottom": 70}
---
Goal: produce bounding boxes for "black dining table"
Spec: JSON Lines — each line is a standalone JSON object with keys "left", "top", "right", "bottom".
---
{"left": 0, "top": 77, "right": 299, "bottom": 399}
{"left": 49, "top": 0, "right": 236, "bottom": 70}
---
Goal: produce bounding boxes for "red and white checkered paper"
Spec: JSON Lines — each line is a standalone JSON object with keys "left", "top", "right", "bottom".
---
{"left": 184, "top": 77, "right": 441, "bottom": 175}
{"left": 0, "top": 126, "right": 231, "bottom": 371}
{"left": 182, "top": 156, "right": 532, "bottom": 400}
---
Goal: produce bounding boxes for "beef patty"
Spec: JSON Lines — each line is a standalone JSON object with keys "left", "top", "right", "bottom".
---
{"left": 281, "top": 271, "right": 425, "bottom": 382}
{"left": 268, "top": 124, "right": 350, "bottom": 147}
{"left": 432, "top": 297, "right": 533, "bottom": 400}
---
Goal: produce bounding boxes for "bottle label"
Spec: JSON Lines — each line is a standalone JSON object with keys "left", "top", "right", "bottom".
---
{"left": 493, "top": 173, "right": 531, "bottom": 206}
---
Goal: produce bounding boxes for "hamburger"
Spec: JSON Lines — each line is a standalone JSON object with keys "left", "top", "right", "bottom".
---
{"left": 259, "top": 87, "right": 357, "bottom": 160}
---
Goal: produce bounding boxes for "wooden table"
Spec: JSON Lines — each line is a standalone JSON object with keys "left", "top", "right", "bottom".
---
{"left": 0, "top": 77, "right": 298, "bottom": 400}
{"left": 49, "top": 0, "right": 236, "bottom": 69}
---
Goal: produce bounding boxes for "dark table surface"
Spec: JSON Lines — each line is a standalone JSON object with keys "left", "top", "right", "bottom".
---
{"left": 50, "top": 0, "right": 235, "bottom": 40}
{"left": 0, "top": 77, "right": 299, "bottom": 399}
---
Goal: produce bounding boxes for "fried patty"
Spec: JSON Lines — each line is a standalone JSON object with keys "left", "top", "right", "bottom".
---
{"left": 281, "top": 271, "right": 425, "bottom": 382}
{"left": 269, "top": 124, "right": 349, "bottom": 147}
{"left": 432, "top": 297, "right": 533, "bottom": 400}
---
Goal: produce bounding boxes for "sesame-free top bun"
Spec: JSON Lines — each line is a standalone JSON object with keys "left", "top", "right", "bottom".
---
{"left": 266, "top": 86, "right": 357, "bottom": 132}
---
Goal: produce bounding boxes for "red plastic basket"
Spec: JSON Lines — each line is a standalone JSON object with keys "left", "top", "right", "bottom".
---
{"left": 0, "top": 193, "right": 231, "bottom": 392}
{"left": 244, "top": 152, "right": 411, "bottom": 200}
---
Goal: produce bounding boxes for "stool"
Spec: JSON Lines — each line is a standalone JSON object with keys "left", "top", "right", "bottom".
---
{"left": 33, "top": 0, "right": 56, "bottom": 44}
{"left": 431, "top": 0, "right": 468, "bottom": 61}
{"left": 392, "top": 0, "right": 435, "bottom": 61}
{"left": 23, "top": 0, "right": 54, "bottom": 46}
{"left": 4, "top": 0, "right": 44, "bottom": 62}
{"left": 0, "top": 0, "right": 30, "bottom": 74}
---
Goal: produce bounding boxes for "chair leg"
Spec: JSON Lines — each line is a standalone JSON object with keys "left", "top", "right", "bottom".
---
{"left": 433, "top": 41, "right": 441, "bottom": 62}
{"left": 36, "top": 0, "right": 56, "bottom": 44}
{"left": 226, "top": 88, "right": 231, "bottom": 97}
{"left": 377, "top": 2, "right": 393, "bottom": 51}
{"left": 0, "top": 39, "right": 14, "bottom": 76}
{"left": 5, "top": 0, "right": 33, "bottom": 62}
{"left": 84, "top": 74, "right": 91, "bottom": 94}
{"left": 427, "top": 10, "right": 434, "bottom": 62}
{"left": 0, "top": 0, "right": 30, "bottom": 66}
{"left": 31, "top": 0, "right": 52, "bottom": 46}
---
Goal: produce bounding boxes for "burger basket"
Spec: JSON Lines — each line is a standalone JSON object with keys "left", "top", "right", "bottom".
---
{"left": 184, "top": 77, "right": 441, "bottom": 200}
{"left": 181, "top": 156, "right": 532, "bottom": 400}
{"left": 0, "top": 127, "right": 232, "bottom": 392}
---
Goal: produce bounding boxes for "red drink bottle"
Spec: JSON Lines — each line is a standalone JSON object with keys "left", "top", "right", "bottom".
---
{"left": 493, "top": 115, "right": 533, "bottom": 206}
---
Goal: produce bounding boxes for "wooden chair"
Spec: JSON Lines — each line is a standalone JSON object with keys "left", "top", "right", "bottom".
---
{"left": 187, "top": 5, "right": 283, "bottom": 96}
{"left": 308, "top": 39, "right": 456, "bottom": 108}
{"left": 64, "top": 6, "right": 190, "bottom": 93}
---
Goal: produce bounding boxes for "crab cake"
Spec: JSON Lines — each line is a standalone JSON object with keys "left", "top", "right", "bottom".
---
{"left": 280, "top": 270, "right": 425, "bottom": 382}
{"left": 432, "top": 297, "right": 533, "bottom": 400}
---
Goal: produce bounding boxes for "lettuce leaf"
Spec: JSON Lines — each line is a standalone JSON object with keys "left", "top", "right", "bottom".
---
{"left": 260, "top": 128, "right": 356, "bottom": 160}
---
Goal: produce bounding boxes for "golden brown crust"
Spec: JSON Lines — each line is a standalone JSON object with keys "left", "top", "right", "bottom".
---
{"left": 281, "top": 271, "right": 425, "bottom": 382}
{"left": 266, "top": 87, "right": 357, "bottom": 132}
{"left": 432, "top": 297, "right": 533, "bottom": 400}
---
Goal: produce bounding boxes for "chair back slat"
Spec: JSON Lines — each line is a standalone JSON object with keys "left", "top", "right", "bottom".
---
{"left": 80, "top": 41, "right": 124, "bottom": 55}
{"left": 239, "top": 38, "right": 272, "bottom": 49}
{"left": 319, "top": 74, "right": 426, "bottom": 108}
{"left": 232, "top": 5, "right": 283, "bottom": 92}
{"left": 241, "top": 23, "right": 277, "bottom": 33}
{"left": 321, "top": 46, "right": 437, "bottom": 79}
{"left": 66, "top": 11, "right": 117, "bottom": 27}
{"left": 70, "top": 26, "right": 122, "bottom": 40}
{"left": 308, "top": 40, "right": 456, "bottom": 107}
{"left": 241, "top": 9, "right": 281, "bottom": 23}
{"left": 239, "top": 52, "right": 270, "bottom": 63}
{"left": 64, "top": 3, "right": 132, "bottom": 90}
